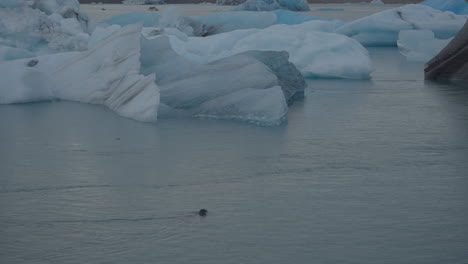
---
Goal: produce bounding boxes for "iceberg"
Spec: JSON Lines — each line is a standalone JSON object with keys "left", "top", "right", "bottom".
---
{"left": 141, "top": 33, "right": 304, "bottom": 125}
{"left": 425, "top": 21, "right": 468, "bottom": 82}
{"left": 0, "top": 24, "right": 160, "bottom": 122}
{"left": 420, "top": 0, "right": 468, "bottom": 15}
{"left": 397, "top": 30, "right": 451, "bottom": 62}
{"left": 336, "top": 4, "right": 467, "bottom": 46}
{"left": 231, "top": 0, "right": 310, "bottom": 11}
{"left": 216, "top": 0, "right": 246, "bottom": 5}
{"left": 169, "top": 21, "right": 373, "bottom": 79}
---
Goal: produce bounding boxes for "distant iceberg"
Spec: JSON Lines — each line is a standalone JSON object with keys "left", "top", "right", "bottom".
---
{"left": 168, "top": 21, "right": 373, "bottom": 79}
{"left": 337, "top": 4, "right": 467, "bottom": 46}
{"left": 231, "top": 0, "right": 310, "bottom": 12}
{"left": 420, "top": 0, "right": 468, "bottom": 15}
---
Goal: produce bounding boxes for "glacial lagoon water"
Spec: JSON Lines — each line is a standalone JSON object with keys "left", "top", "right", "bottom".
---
{"left": 1, "top": 47, "right": 468, "bottom": 263}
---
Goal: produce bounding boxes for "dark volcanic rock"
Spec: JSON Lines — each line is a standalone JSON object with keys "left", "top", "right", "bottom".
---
{"left": 425, "top": 21, "right": 468, "bottom": 82}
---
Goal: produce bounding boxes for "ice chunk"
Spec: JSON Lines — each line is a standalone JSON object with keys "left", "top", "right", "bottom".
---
{"left": 274, "top": 10, "right": 344, "bottom": 26}
{"left": 0, "top": 24, "right": 160, "bottom": 122}
{"left": 370, "top": 0, "right": 384, "bottom": 4}
{"left": 397, "top": 30, "right": 451, "bottom": 62}
{"left": 336, "top": 4, "right": 467, "bottom": 46}
{"left": 420, "top": 0, "right": 468, "bottom": 15}
{"left": 170, "top": 21, "right": 373, "bottom": 79}
{"left": 141, "top": 34, "right": 304, "bottom": 125}
{"left": 425, "top": 21, "right": 468, "bottom": 81}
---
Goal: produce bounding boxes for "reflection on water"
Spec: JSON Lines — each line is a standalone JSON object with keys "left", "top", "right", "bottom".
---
{"left": 1, "top": 48, "right": 468, "bottom": 264}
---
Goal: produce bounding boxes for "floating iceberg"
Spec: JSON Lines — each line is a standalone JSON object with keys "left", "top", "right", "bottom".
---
{"left": 420, "top": 0, "right": 468, "bottom": 15}
{"left": 425, "top": 21, "right": 468, "bottom": 81}
{"left": 169, "top": 21, "right": 373, "bottom": 79}
{"left": 231, "top": 0, "right": 310, "bottom": 11}
{"left": 141, "top": 33, "right": 305, "bottom": 125}
{"left": 0, "top": 24, "right": 160, "bottom": 122}
{"left": 397, "top": 30, "right": 451, "bottom": 62}
{"left": 337, "top": 4, "right": 467, "bottom": 46}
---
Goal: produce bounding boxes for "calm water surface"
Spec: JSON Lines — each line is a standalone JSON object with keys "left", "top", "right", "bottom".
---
{"left": 1, "top": 48, "right": 468, "bottom": 264}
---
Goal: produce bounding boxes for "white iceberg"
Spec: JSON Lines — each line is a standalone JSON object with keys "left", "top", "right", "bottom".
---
{"left": 397, "top": 30, "right": 451, "bottom": 62}
{"left": 141, "top": 33, "right": 304, "bottom": 125}
{"left": 337, "top": 4, "right": 467, "bottom": 46}
{"left": 169, "top": 21, "right": 373, "bottom": 79}
{"left": 0, "top": 24, "right": 160, "bottom": 122}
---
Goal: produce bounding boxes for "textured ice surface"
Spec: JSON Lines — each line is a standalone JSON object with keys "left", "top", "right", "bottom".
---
{"left": 421, "top": 0, "right": 468, "bottom": 15}
{"left": 0, "top": 24, "right": 160, "bottom": 122}
{"left": 231, "top": 0, "right": 310, "bottom": 12}
{"left": 0, "top": 0, "right": 93, "bottom": 54}
{"left": 337, "top": 4, "right": 467, "bottom": 46}
{"left": 141, "top": 34, "right": 303, "bottom": 125}
{"left": 169, "top": 21, "right": 373, "bottom": 79}
{"left": 397, "top": 30, "right": 451, "bottom": 62}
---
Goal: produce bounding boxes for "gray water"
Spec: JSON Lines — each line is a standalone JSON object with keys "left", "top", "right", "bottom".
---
{"left": 1, "top": 48, "right": 468, "bottom": 264}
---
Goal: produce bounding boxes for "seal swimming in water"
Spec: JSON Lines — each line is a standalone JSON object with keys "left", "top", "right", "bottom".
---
{"left": 198, "top": 209, "right": 208, "bottom": 216}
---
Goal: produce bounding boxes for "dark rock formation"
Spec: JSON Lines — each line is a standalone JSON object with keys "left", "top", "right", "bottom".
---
{"left": 425, "top": 21, "right": 468, "bottom": 82}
